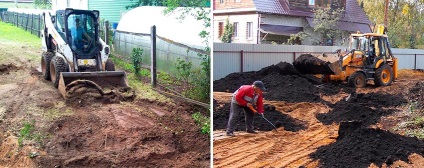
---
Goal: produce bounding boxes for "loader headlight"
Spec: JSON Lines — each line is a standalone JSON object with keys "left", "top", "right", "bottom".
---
{"left": 104, "top": 47, "right": 110, "bottom": 55}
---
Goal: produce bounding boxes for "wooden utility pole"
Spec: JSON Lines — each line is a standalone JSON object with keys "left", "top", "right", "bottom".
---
{"left": 384, "top": 0, "right": 389, "bottom": 26}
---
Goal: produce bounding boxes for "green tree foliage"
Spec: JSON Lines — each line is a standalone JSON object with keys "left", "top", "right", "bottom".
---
{"left": 361, "top": 0, "right": 424, "bottom": 49}
{"left": 221, "top": 18, "right": 234, "bottom": 43}
{"left": 287, "top": 7, "right": 348, "bottom": 45}
{"left": 131, "top": 48, "right": 143, "bottom": 76}
{"left": 33, "top": 0, "right": 51, "bottom": 9}
{"left": 313, "top": 7, "right": 347, "bottom": 45}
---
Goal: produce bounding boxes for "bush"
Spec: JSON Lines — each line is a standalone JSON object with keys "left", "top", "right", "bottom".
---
{"left": 131, "top": 48, "right": 143, "bottom": 76}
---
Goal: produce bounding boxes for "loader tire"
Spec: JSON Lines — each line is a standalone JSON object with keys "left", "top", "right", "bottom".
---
{"left": 50, "top": 56, "right": 68, "bottom": 88}
{"left": 348, "top": 71, "right": 366, "bottom": 88}
{"left": 374, "top": 64, "right": 393, "bottom": 86}
{"left": 41, "top": 52, "right": 54, "bottom": 80}
{"left": 105, "top": 59, "right": 115, "bottom": 71}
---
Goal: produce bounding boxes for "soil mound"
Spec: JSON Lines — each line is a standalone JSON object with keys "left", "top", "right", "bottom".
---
{"left": 213, "top": 103, "right": 307, "bottom": 132}
{"left": 311, "top": 121, "right": 424, "bottom": 167}
{"left": 409, "top": 81, "right": 424, "bottom": 109}
{"left": 65, "top": 82, "right": 135, "bottom": 106}
{"left": 214, "top": 62, "right": 324, "bottom": 103}
{"left": 317, "top": 92, "right": 407, "bottom": 126}
{"left": 0, "top": 64, "right": 18, "bottom": 74}
{"left": 293, "top": 54, "right": 335, "bottom": 74}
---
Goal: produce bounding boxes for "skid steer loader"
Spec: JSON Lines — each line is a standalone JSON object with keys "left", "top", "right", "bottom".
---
{"left": 40, "top": 8, "right": 128, "bottom": 98}
{"left": 293, "top": 25, "right": 398, "bottom": 88}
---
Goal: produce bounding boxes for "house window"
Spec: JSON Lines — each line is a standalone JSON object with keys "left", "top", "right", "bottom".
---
{"left": 246, "top": 22, "right": 253, "bottom": 39}
{"left": 235, "top": 0, "right": 241, "bottom": 2}
{"left": 309, "top": 0, "right": 315, "bottom": 6}
{"left": 220, "top": 0, "right": 224, "bottom": 3}
{"left": 233, "top": 22, "right": 239, "bottom": 37}
{"left": 218, "top": 22, "right": 224, "bottom": 38}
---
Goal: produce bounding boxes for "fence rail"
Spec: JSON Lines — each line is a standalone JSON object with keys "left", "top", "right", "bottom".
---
{"left": 213, "top": 43, "right": 424, "bottom": 80}
{"left": 0, "top": 11, "right": 44, "bottom": 37}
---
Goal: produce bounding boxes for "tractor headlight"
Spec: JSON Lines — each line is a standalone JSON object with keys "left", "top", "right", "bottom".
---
{"left": 104, "top": 47, "right": 110, "bottom": 55}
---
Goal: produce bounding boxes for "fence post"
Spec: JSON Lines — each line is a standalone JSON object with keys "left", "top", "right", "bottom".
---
{"left": 105, "top": 21, "right": 109, "bottom": 45}
{"left": 415, "top": 54, "right": 417, "bottom": 70}
{"left": 38, "top": 14, "right": 41, "bottom": 37}
{"left": 151, "top": 25, "right": 157, "bottom": 87}
{"left": 240, "top": 50, "right": 244, "bottom": 73}
{"left": 292, "top": 52, "right": 296, "bottom": 63}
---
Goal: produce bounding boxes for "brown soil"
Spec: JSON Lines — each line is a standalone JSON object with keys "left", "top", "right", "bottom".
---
{"left": 213, "top": 62, "right": 424, "bottom": 167}
{"left": 0, "top": 38, "right": 209, "bottom": 167}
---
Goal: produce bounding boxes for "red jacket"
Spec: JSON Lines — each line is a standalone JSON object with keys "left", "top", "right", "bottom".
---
{"left": 233, "top": 85, "right": 264, "bottom": 114}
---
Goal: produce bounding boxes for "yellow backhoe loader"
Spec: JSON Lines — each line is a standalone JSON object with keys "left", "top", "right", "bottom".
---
{"left": 40, "top": 8, "right": 128, "bottom": 98}
{"left": 294, "top": 25, "right": 398, "bottom": 88}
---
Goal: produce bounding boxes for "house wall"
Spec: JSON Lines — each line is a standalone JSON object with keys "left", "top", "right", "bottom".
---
{"left": 88, "top": 0, "right": 134, "bottom": 23}
{"left": 214, "top": 0, "right": 255, "bottom": 10}
{"left": 214, "top": 13, "right": 259, "bottom": 44}
{"left": 260, "top": 14, "right": 305, "bottom": 27}
{"left": 52, "top": 0, "right": 133, "bottom": 23}
{"left": 52, "top": 0, "right": 88, "bottom": 10}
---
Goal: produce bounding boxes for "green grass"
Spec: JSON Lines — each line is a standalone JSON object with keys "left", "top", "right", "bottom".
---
{"left": 0, "top": 22, "right": 41, "bottom": 47}
{"left": 0, "top": 2, "right": 35, "bottom": 9}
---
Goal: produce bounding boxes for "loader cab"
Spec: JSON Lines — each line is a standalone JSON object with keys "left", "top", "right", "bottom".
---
{"left": 54, "top": 10, "right": 66, "bottom": 40}
{"left": 64, "top": 8, "right": 99, "bottom": 59}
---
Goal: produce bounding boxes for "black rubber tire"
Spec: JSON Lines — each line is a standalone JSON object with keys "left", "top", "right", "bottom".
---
{"left": 374, "top": 64, "right": 393, "bottom": 86}
{"left": 105, "top": 59, "right": 115, "bottom": 71}
{"left": 50, "top": 56, "right": 68, "bottom": 88}
{"left": 41, "top": 52, "right": 54, "bottom": 80}
{"left": 348, "top": 71, "right": 367, "bottom": 88}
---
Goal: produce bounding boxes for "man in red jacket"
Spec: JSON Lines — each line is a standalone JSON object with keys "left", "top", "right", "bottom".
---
{"left": 226, "top": 81, "right": 266, "bottom": 136}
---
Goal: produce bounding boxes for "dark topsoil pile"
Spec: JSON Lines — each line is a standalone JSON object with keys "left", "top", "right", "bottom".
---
{"left": 213, "top": 103, "right": 307, "bottom": 132}
{"left": 409, "top": 81, "right": 424, "bottom": 109}
{"left": 310, "top": 121, "right": 424, "bottom": 168}
{"left": 214, "top": 62, "right": 345, "bottom": 103}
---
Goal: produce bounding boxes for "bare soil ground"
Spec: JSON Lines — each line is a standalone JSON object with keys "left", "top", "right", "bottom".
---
{"left": 0, "top": 38, "right": 209, "bottom": 167}
{"left": 213, "top": 62, "right": 424, "bottom": 168}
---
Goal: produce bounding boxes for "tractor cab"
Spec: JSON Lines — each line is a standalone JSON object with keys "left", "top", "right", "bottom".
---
{"left": 64, "top": 8, "right": 100, "bottom": 59}
{"left": 348, "top": 33, "right": 394, "bottom": 69}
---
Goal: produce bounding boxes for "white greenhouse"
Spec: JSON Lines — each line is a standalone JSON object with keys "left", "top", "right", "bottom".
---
{"left": 113, "top": 6, "right": 209, "bottom": 77}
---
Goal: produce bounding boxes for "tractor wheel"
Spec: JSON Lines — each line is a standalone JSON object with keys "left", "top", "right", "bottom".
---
{"left": 374, "top": 64, "right": 393, "bottom": 86}
{"left": 50, "top": 56, "right": 68, "bottom": 88}
{"left": 105, "top": 59, "right": 115, "bottom": 71}
{"left": 348, "top": 71, "right": 367, "bottom": 88}
{"left": 41, "top": 52, "right": 54, "bottom": 80}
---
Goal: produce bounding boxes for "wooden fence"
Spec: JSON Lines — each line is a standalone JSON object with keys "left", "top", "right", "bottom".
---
{"left": 0, "top": 11, "right": 44, "bottom": 37}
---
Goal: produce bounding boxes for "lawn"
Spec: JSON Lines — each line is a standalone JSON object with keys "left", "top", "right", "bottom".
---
{"left": 0, "top": 21, "right": 41, "bottom": 47}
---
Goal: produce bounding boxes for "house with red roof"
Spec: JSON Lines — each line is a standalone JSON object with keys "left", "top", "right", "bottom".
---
{"left": 213, "top": 0, "right": 372, "bottom": 45}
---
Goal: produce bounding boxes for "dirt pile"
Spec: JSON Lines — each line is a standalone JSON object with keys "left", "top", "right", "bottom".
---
{"left": 409, "top": 81, "right": 424, "bottom": 109}
{"left": 213, "top": 103, "right": 307, "bottom": 132}
{"left": 214, "top": 62, "right": 327, "bottom": 103}
{"left": 293, "top": 54, "right": 336, "bottom": 74}
{"left": 0, "top": 63, "right": 18, "bottom": 75}
{"left": 65, "top": 82, "right": 136, "bottom": 106}
{"left": 310, "top": 121, "right": 424, "bottom": 167}
{"left": 317, "top": 92, "right": 407, "bottom": 126}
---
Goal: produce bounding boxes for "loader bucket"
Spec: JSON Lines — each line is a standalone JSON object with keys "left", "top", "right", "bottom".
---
{"left": 58, "top": 71, "right": 129, "bottom": 98}
{"left": 293, "top": 54, "right": 342, "bottom": 75}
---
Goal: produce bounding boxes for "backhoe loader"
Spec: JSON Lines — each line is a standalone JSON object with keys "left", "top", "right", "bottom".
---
{"left": 293, "top": 25, "right": 398, "bottom": 88}
{"left": 40, "top": 8, "right": 128, "bottom": 98}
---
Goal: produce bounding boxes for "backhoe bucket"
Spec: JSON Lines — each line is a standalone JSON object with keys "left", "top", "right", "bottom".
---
{"left": 293, "top": 54, "right": 342, "bottom": 75}
{"left": 58, "top": 71, "right": 129, "bottom": 98}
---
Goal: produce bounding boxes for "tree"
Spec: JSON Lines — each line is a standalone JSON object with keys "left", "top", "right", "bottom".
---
{"left": 33, "top": 0, "right": 51, "bottom": 9}
{"left": 220, "top": 19, "right": 234, "bottom": 43}
{"left": 361, "top": 0, "right": 424, "bottom": 49}
{"left": 313, "top": 7, "right": 347, "bottom": 45}
{"left": 287, "top": 7, "right": 348, "bottom": 46}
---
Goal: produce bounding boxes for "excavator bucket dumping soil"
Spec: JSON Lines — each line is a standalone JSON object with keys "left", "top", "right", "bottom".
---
{"left": 293, "top": 54, "right": 342, "bottom": 75}
{"left": 57, "top": 71, "right": 129, "bottom": 98}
